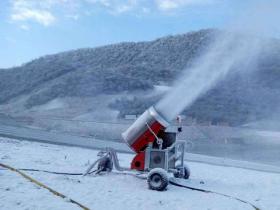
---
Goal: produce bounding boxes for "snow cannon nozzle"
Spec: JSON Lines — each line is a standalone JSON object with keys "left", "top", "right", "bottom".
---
{"left": 122, "top": 106, "right": 169, "bottom": 153}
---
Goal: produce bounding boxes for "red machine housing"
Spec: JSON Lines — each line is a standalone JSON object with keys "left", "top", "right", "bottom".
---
{"left": 122, "top": 106, "right": 169, "bottom": 170}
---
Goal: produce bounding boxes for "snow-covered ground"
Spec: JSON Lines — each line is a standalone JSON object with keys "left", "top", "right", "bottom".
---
{"left": 0, "top": 137, "right": 279, "bottom": 210}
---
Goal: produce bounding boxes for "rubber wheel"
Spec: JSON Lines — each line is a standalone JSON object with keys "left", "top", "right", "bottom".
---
{"left": 97, "top": 156, "right": 113, "bottom": 172}
{"left": 147, "top": 168, "right": 169, "bottom": 191}
{"left": 174, "top": 164, "right": 190, "bottom": 179}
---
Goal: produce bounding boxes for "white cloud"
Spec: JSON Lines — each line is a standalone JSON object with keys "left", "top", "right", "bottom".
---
{"left": 10, "top": 0, "right": 57, "bottom": 26}
{"left": 11, "top": 8, "right": 55, "bottom": 26}
{"left": 156, "top": 0, "right": 180, "bottom": 10}
{"left": 83, "top": 0, "right": 218, "bottom": 14}
{"left": 84, "top": 0, "right": 139, "bottom": 14}
{"left": 155, "top": 0, "right": 216, "bottom": 11}
{"left": 9, "top": 0, "right": 219, "bottom": 28}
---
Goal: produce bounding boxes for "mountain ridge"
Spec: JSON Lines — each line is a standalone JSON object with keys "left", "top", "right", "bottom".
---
{"left": 1, "top": 28, "right": 280, "bottom": 125}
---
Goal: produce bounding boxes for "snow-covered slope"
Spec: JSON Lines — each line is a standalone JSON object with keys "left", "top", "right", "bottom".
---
{"left": 0, "top": 137, "right": 279, "bottom": 210}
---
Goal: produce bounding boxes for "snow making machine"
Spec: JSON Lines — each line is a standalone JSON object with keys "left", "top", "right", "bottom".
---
{"left": 84, "top": 106, "right": 190, "bottom": 191}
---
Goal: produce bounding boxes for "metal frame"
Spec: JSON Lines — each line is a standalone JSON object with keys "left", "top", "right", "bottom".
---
{"left": 84, "top": 140, "right": 186, "bottom": 176}
{"left": 144, "top": 140, "right": 185, "bottom": 172}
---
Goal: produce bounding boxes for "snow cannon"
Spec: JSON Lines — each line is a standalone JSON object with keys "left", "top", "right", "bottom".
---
{"left": 85, "top": 106, "right": 190, "bottom": 191}
{"left": 122, "top": 106, "right": 169, "bottom": 170}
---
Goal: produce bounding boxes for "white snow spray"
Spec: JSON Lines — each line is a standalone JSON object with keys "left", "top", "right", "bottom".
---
{"left": 155, "top": 1, "right": 280, "bottom": 122}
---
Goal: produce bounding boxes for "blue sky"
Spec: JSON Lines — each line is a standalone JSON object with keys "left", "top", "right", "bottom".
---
{"left": 0, "top": 0, "right": 270, "bottom": 68}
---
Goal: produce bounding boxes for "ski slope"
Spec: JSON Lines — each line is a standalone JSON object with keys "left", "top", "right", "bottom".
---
{"left": 0, "top": 137, "right": 279, "bottom": 210}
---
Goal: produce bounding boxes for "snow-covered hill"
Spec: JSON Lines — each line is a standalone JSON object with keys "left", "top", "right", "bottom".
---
{"left": 1, "top": 29, "right": 280, "bottom": 127}
{"left": 0, "top": 137, "right": 279, "bottom": 210}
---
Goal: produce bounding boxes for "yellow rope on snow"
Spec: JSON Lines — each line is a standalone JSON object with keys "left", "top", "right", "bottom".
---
{"left": 0, "top": 163, "right": 90, "bottom": 210}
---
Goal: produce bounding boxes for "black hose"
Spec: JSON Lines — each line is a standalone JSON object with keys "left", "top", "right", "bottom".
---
{"left": 169, "top": 179, "right": 261, "bottom": 210}
{"left": 19, "top": 168, "right": 84, "bottom": 175}
{"left": 0, "top": 167, "right": 98, "bottom": 176}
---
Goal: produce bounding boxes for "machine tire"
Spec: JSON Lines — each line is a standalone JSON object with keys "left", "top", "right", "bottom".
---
{"left": 97, "top": 156, "right": 113, "bottom": 172}
{"left": 174, "top": 164, "right": 190, "bottom": 179}
{"left": 147, "top": 168, "right": 169, "bottom": 191}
